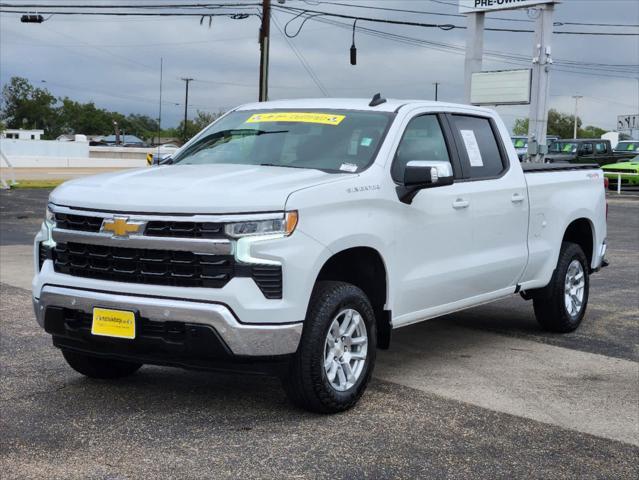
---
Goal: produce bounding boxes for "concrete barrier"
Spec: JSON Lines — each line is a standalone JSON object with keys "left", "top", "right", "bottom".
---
{"left": 0, "top": 139, "right": 149, "bottom": 168}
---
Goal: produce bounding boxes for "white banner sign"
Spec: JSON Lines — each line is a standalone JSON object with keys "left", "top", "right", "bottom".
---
{"left": 459, "top": 0, "right": 556, "bottom": 13}
{"left": 617, "top": 114, "right": 639, "bottom": 132}
{"left": 470, "top": 69, "right": 532, "bottom": 105}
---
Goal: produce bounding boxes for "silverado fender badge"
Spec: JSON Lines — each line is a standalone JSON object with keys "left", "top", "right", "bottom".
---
{"left": 347, "top": 185, "right": 381, "bottom": 194}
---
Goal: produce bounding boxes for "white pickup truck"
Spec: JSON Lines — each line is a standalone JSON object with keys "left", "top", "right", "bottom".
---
{"left": 33, "top": 97, "right": 608, "bottom": 413}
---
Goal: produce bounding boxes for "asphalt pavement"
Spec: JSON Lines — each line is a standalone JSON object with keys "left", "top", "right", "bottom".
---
{"left": 1, "top": 188, "right": 637, "bottom": 479}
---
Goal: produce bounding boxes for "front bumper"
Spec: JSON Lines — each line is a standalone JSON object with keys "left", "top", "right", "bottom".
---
{"left": 34, "top": 286, "right": 303, "bottom": 361}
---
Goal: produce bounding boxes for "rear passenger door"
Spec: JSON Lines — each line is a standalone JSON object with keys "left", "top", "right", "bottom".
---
{"left": 445, "top": 114, "right": 529, "bottom": 295}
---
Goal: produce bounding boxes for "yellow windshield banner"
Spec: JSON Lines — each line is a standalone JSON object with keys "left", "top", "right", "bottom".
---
{"left": 245, "top": 112, "right": 346, "bottom": 126}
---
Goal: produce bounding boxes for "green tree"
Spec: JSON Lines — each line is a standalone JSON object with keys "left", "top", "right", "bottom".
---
{"left": 1, "top": 76, "right": 60, "bottom": 138}
{"left": 512, "top": 118, "right": 528, "bottom": 135}
{"left": 177, "top": 110, "right": 223, "bottom": 142}
{"left": 511, "top": 109, "right": 588, "bottom": 139}
{"left": 57, "top": 98, "right": 116, "bottom": 135}
{"left": 579, "top": 125, "right": 607, "bottom": 138}
{"left": 123, "top": 114, "right": 159, "bottom": 140}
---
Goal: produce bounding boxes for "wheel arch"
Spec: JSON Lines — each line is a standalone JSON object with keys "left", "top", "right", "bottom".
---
{"left": 562, "top": 217, "right": 595, "bottom": 269}
{"left": 314, "top": 246, "right": 392, "bottom": 349}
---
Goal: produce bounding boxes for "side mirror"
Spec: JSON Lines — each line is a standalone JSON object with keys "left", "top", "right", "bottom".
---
{"left": 397, "top": 161, "right": 454, "bottom": 204}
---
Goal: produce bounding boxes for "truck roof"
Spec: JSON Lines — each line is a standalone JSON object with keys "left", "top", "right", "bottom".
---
{"left": 235, "top": 98, "right": 496, "bottom": 115}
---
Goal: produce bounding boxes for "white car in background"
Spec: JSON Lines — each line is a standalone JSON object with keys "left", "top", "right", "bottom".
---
{"left": 147, "top": 143, "right": 179, "bottom": 165}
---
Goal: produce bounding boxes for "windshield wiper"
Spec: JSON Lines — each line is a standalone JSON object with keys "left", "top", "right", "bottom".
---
{"left": 259, "top": 163, "right": 308, "bottom": 169}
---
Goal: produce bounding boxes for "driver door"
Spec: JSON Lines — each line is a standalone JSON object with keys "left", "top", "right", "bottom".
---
{"left": 392, "top": 113, "right": 476, "bottom": 326}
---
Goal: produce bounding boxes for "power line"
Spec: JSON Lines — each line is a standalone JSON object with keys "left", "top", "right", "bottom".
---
{"left": 292, "top": 0, "right": 639, "bottom": 27}
{"left": 274, "top": 5, "right": 639, "bottom": 36}
{"left": 283, "top": 13, "right": 639, "bottom": 80}
{"left": 271, "top": 14, "right": 329, "bottom": 96}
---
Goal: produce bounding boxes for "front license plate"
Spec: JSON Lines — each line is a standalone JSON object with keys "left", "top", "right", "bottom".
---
{"left": 92, "top": 307, "right": 136, "bottom": 339}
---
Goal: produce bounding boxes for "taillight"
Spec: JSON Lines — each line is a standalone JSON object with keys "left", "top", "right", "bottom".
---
{"left": 603, "top": 177, "right": 609, "bottom": 189}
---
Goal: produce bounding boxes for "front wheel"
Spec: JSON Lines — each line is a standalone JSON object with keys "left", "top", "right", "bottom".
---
{"left": 533, "top": 242, "right": 590, "bottom": 333}
{"left": 283, "top": 281, "right": 377, "bottom": 413}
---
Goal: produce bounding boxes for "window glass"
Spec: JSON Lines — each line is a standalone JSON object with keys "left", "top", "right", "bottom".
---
{"left": 595, "top": 142, "right": 607, "bottom": 154}
{"left": 171, "top": 110, "right": 393, "bottom": 173}
{"left": 392, "top": 115, "right": 450, "bottom": 182}
{"left": 451, "top": 115, "right": 505, "bottom": 179}
{"left": 581, "top": 143, "right": 594, "bottom": 154}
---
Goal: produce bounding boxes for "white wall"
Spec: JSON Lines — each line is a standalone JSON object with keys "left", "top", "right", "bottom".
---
{"left": 0, "top": 139, "right": 147, "bottom": 168}
{"left": 0, "top": 138, "right": 89, "bottom": 158}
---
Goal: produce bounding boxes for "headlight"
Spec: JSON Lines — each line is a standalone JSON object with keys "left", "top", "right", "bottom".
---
{"left": 225, "top": 211, "right": 298, "bottom": 238}
{"left": 45, "top": 204, "right": 55, "bottom": 225}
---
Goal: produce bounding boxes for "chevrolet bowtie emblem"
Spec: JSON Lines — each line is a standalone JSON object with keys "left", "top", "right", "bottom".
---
{"left": 101, "top": 217, "right": 145, "bottom": 237}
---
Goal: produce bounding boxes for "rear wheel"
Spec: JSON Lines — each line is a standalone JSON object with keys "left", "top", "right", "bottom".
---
{"left": 283, "top": 281, "right": 376, "bottom": 413}
{"left": 62, "top": 350, "right": 142, "bottom": 379}
{"left": 533, "top": 242, "right": 590, "bottom": 333}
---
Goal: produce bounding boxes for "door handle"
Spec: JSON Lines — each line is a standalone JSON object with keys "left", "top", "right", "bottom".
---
{"left": 511, "top": 193, "right": 525, "bottom": 204}
{"left": 452, "top": 198, "right": 469, "bottom": 209}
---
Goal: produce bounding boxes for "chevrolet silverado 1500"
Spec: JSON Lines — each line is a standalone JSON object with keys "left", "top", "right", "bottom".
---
{"left": 33, "top": 98, "right": 608, "bottom": 412}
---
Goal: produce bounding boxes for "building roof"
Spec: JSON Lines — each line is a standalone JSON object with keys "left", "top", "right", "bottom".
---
{"left": 102, "top": 134, "right": 145, "bottom": 144}
{"left": 4, "top": 128, "right": 44, "bottom": 134}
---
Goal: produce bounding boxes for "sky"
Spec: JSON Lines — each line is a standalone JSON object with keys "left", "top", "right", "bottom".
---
{"left": 1, "top": 0, "right": 638, "bottom": 133}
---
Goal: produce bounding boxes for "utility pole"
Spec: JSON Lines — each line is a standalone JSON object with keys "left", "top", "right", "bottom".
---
{"left": 258, "top": 0, "right": 271, "bottom": 102}
{"left": 464, "top": 12, "right": 484, "bottom": 103}
{"left": 572, "top": 95, "right": 583, "bottom": 139}
{"left": 433, "top": 82, "right": 439, "bottom": 101}
{"left": 526, "top": 4, "right": 554, "bottom": 163}
{"left": 181, "top": 77, "right": 194, "bottom": 138}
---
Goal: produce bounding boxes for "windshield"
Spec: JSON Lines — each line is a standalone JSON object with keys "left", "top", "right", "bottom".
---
{"left": 170, "top": 109, "right": 394, "bottom": 173}
{"left": 614, "top": 141, "right": 639, "bottom": 152}
{"left": 511, "top": 137, "right": 527, "bottom": 149}
{"left": 549, "top": 141, "right": 578, "bottom": 154}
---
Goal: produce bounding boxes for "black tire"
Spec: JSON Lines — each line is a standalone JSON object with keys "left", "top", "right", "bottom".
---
{"left": 283, "top": 281, "right": 377, "bottom": 413}
{"left": 62, "top": 350, "right": 142, "bottom": 379}
{"left": 533, "top": 242, "right": 590, "bottom": 333}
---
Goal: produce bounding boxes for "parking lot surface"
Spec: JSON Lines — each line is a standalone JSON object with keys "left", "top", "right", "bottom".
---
{"left": 1, "top": 188, "right": 638, "bottom": 479}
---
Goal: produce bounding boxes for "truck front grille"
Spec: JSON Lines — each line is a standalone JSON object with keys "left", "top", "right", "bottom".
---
{"left": 145, "top": 221, "right": 224, "bottom": 239}
{"left": 54, "top": 213, "right": 225, "bottom": 239}
{"left": 52, "top": 242, "right": 283, "bottom": 297}
{"left": 53, "top": 242, "right": 234, "bottom": 288}
{"left": 54, "top": 213, "right": 103, "bottom": 232}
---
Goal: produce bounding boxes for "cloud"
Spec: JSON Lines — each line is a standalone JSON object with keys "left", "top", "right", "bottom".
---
{"left": 1, "top": 0, "right": 637, "bottom": 133}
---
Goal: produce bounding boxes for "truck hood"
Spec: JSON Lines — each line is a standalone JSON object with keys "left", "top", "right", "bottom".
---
{"left": 50, "top": 164, "right": 349, "bottom": 213}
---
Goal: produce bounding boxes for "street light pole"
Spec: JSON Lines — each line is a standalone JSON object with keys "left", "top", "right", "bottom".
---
{"left": 258, "top": 0, "right": 271, "bottom": 102}
{"left": 181, "top": 77, "right": 194, "bottom": 138}
{"left": 572, "top": 95, "right": 583, "bottom": 139}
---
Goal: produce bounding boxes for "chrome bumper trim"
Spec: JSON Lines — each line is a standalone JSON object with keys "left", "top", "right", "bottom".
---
{"left": 34, "top": 286, "right": 302, "bottom": 356}
{"left": 52, "top": 228, "right": 233, "bottom": 255}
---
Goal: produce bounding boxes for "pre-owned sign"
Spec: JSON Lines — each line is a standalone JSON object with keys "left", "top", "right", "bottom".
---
{"left": 459, "top": 0, "right": 556, "bottom": 13}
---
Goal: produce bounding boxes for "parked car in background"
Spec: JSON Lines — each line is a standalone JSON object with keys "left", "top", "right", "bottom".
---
{"left": 147, "top": 143, "right": 180, "bottom": 165}
{"left": 613, "top": 140, "right": 639, "bottom": 154}
{"left": 546, "top": 139, "right": 635, "bottom": 166}
{"left": 511, "top": 135, "right": 528, "bottom": 161}
{"left": 546, "top": 136, "right": 559, "bottom": 147}
{"left": 601, "top": 156, "right": 639, "bottom": 189}
{"left": 511, "top": 135, "right": 560, "bottom": 162}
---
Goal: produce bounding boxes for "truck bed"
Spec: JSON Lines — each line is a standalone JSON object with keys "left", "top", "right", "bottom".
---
{"left": 522, "top": 163, "right": 600, "bottom": 173}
